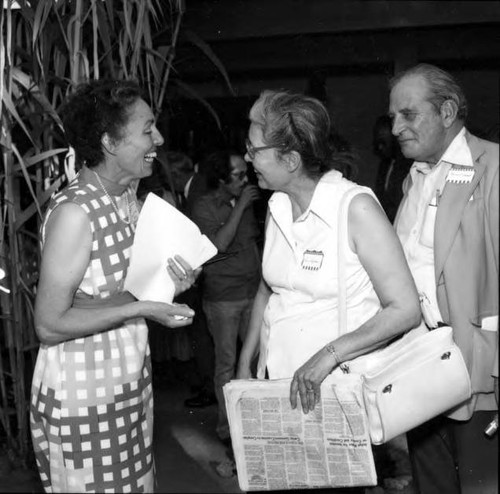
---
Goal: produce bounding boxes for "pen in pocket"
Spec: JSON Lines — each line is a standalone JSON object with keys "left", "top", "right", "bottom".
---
{"left": 429, "top": 189, "right": 440, "bottom": 207}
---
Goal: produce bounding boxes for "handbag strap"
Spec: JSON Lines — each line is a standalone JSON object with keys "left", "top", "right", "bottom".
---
{"left": 337, "top": 187, "right": 365, "bottom": 334}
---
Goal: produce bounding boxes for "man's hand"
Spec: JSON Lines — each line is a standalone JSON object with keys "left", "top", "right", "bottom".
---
{"left": 236, "top": 185, "right": 260, "bottom": 210}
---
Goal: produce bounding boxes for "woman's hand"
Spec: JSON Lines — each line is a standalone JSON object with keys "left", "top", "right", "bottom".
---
{"left": 167, "top": 255, "right": 201, "bottom": 296}
{"left": 290, "top": 347, "right": 338, "bottom": 414}
{"left": 145, "top": 301, "right": 195, "bottom": 328}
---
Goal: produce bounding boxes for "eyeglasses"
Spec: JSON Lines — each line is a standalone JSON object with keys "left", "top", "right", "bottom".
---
{"left": 245, "top": 138, "right": 275, "bottom": 160}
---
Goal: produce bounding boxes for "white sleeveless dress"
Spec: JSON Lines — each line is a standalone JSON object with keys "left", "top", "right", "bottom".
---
{"left": 257, "top": 170, "right": 381, "bottom": 379}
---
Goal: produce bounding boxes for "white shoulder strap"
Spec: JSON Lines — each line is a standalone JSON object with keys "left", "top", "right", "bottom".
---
{"left": 337, "top": 187, "right": 365, "bottom": 333}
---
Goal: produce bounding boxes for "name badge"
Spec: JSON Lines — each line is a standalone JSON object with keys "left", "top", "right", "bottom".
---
{"left": 446, "top": 166, "right": 475, "bottom": 184}
{"left": 301, "top": 250, "right": 324, "bottom": 271}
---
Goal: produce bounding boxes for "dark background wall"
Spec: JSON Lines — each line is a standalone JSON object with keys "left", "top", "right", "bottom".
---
{"left": 163, "top": 0, "right": 500, "bottom": 188}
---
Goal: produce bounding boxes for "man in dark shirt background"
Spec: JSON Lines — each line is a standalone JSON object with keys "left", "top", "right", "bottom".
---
{"left": 191, "top": 150, "right": 261, "bottom": 460}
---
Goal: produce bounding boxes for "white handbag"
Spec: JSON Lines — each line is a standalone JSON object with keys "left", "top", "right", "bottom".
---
{"left": 341, "top": 326, "right": 472, "bottom": 445}
{"left": 336, "top": 188, "right": 472, "bottom": 445}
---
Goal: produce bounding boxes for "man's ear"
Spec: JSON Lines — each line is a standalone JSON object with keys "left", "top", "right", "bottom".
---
{"left": 283, "top": 150, "right": 301, "bottom": 173}
{"left": 440, "top": 100, "right": 458, "bottom": 128}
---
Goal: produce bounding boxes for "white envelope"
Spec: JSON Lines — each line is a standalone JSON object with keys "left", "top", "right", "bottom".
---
{"left": 124, "top": 192, "right": 217, "bottom": 303}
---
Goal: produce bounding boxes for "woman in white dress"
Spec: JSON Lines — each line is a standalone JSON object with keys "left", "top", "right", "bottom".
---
{"left": 237, "top": 90, "right": 421, "bottom": 414}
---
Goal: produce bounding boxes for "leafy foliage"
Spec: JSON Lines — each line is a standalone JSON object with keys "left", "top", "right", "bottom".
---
{"left": 0, "top": 0, "right": 231, "bottom": 465}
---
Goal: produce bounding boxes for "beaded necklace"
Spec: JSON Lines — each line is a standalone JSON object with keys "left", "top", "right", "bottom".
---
{"left": 92, "top": 170, "right": 132, "bottom": 227}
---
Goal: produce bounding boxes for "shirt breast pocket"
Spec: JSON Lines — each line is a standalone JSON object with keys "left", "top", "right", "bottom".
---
{"left": 419, "top": 203, "right": 437, "bottom": 248}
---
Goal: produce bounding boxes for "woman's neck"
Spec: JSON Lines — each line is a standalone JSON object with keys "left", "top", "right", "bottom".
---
{"left": 92, "top": 161, "right": 135, "bottom": 187}
{"left": 286, "top": 175, "right": 319, "bottom": 221}
{"left": 84, "top": 165, "right": 129, "bottom": 196}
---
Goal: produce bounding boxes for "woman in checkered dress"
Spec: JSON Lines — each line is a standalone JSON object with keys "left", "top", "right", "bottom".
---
{"left": 30, "top": 80, "right": 198, "bottom": 493}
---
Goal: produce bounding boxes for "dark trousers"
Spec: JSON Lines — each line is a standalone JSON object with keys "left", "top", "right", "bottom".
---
{"left": 178, "top": 286, "right": 215, "bottom": 394}
{"left": 407, "top": 411, "right": 498, "bottom": 494}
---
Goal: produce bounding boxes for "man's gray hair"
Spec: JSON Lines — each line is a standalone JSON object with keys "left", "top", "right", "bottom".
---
{"left": 390, "top": 63, "right": 468, "bottom": 121}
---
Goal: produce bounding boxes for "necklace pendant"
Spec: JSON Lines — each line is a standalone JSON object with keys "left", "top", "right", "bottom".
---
{"left": 93, "top": 170, "right": 132, "bottom": 226}
{"left": 129, "top": 195, "right": 140, "bottom": 228}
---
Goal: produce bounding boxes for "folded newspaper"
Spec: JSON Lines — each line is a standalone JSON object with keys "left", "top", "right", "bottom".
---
{"left": 223, "top": 373, "right": 376, "bottom": 491}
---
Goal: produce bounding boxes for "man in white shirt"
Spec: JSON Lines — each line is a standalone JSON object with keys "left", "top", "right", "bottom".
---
{"left": 390, "top": 63, "right": 498, "bottom": 494}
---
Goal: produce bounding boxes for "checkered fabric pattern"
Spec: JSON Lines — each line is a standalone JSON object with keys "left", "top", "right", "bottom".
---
{"left": 31, "top": 175, "right": 154, "bottom": 493}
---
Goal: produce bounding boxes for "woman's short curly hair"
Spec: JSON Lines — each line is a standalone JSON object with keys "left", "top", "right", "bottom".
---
{"left": 59, "top": 79, "right": 143, "bottom": 168}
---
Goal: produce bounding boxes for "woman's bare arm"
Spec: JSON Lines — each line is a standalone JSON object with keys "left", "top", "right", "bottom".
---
{"left": 35, "top": 203, "right": 194, "bottom": 345}
{"left": 291, "top": 193, "right": 421, "bottom": 412}
{"left": 237, "top": 278, "right": 272, "bottom": 379}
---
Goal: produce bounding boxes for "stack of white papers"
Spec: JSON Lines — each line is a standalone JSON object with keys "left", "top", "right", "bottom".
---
{"left": 124, "top": 192, "right": 217, "bottom": 303}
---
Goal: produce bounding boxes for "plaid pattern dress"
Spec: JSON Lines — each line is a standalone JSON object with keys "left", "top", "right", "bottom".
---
{"left": 30, "top": 167, "right": 154, "bottom": 493}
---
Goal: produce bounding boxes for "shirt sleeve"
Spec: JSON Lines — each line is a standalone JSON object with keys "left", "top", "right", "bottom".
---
{"left": 190, "top": 195, "right": 221, "bottom": 243}
{"left": 486, "top": 160, "right": 499, "bottom": 378}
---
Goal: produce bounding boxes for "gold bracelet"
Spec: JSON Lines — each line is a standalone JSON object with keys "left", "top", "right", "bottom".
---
{"left": 325, "top": 343, "right": 341, "bottom": 365}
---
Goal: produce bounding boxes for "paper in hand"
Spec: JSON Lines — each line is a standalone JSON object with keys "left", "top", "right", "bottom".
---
{"left": 124, "top": 192, "right": 217, "bottom": 303}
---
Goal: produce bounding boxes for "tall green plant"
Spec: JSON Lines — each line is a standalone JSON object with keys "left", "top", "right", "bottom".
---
{"left": 0, "top": 0, "right": 232, "bottom": 465}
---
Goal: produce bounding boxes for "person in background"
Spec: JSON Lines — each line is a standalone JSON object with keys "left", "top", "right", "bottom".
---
{"left": 136, "top": 158, "right": 195, "bottom": 386}
{"left": 390, "top": 63, "right": 498, "bottom": 494}
{"left": 236, "top": 89, "right": 420, "bottom": 430}
{"left": 163, "top": 150, "right": 195, "bottom": 209}
{"left": 136, "top": 161, "right": 171, "bottom": 206}
{"left": 137, "top": 150, "right": 216, "bottom": 405}
{"left": 167, "top": 151, "right": 215, "bottom": 408}
{"left": 373, "top": 114, "right": 412, "bottom": 223}
{"left": 190, "top": 149, "right": 262, "bottom": 475}
{"left": 30, "top": 79, "right": 198, "bottom": 493}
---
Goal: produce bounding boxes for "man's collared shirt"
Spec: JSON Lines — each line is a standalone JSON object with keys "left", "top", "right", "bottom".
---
{"left": 395, "top": 127, "right": 473, "bottom": 327}
{"left": 191, "top": 189, "right": 261, "bottom": 301}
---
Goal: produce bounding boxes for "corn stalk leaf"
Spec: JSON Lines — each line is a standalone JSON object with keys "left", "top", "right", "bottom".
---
{"left": 11, "top": 143, "right": 42, "bottom": 218}
{"left": 173, "top": 79, "right": 221, "bottom": 129}
{"left": 1, "top": 90, "right": 36, "bottom": 148}
{"left": 182, "top": 29, "right": 235, "bottom": 96}
{"left": 11, "top": 67, "right": 64, "bottom": 131}
{"left": 95, "top": 0, "right": 114, "bottom": 77}
{"left": 15, "top": 148, "right": 67, "bottom": 172}
{"left": 32, "top": 0, "right": 52, "bottom": 48}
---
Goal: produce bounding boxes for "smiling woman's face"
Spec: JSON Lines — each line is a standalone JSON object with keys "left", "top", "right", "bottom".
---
{"left": 110, "top": 98, "right": 164, "bottom": 182}
{"left": 245, "top": 123, "right": 289, "bottom": 191}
